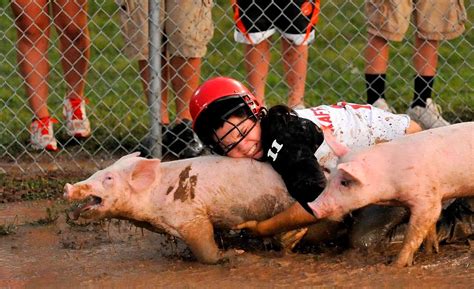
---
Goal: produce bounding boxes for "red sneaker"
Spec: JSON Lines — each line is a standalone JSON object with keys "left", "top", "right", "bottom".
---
{"left": 63, "top": 98, "right": 91, "bottom": 138}
{"left": 30, "top": 117, "right": 58, "bottom": 151}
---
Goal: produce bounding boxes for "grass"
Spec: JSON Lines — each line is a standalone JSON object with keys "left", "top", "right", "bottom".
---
{"left": 1, "top": 0, "right": 473, "bottom": 157}
{"left": 0, "top": 220, "right": 17, "bottom": 236}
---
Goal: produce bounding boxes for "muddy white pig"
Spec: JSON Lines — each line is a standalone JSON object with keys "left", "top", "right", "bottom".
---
{"left": 308, "top": 122, "right": 474, "bottom": 267}
{"left": 63, "top": 153, "right": 294, "bottom": 264}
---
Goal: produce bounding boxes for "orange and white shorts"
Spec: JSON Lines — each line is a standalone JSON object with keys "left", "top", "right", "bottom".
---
{"left": 117, "top": 0, "right": 214, "bottom": 60}
{"left": 233, "top": 0, "right": 320, "bottom": 46}
{"left": 366, "top": 0, "right": 466, "bottom": 41}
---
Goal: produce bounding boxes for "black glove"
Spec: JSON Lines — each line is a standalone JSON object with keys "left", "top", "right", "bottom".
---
{"left": 261, "top": 105, "right": 326, "bottom": 214}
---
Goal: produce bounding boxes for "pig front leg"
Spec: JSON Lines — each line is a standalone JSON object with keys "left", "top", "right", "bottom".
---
{"left": 394, "top": 202, "right": 442, "bottom": 267}
{"left": 179, "top": 218, "right": 239, "bottom": 264}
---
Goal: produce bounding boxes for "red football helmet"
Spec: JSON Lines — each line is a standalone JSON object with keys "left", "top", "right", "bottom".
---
{"left": 190, "top": 77, "right": 263, "bottom": 130}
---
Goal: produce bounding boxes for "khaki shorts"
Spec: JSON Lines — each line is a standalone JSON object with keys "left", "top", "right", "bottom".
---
{"left": 366, "top": 0, "right": 466, "bottom": 41}
{"left": 117, "top": 0, "right": 214, "bottom": 60}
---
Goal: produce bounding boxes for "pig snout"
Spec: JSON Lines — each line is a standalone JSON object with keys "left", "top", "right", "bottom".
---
{"left": 63, "top": 183, "right": 73, "bottom": 199}
{"left": 308, "top": 193, "right": 344, "bottom": 222}
{"left": 63, "top": 183, "right": 91, "bottom": 200}
{"left": 308, "top": 196, "right": 332, "bottom": 220}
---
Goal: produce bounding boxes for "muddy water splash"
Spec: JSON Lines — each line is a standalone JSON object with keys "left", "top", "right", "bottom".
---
{"left": 0, "top": 200, "right": 473, "bottom": 288}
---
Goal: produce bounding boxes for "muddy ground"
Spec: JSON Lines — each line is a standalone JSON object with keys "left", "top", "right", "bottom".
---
{"left": 1, "top": 158, "right": 473, "bottom": 288}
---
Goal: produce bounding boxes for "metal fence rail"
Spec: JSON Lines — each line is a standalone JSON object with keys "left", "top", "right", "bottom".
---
{"left": 1, "top": 0, "right": 472, "bottom": 171}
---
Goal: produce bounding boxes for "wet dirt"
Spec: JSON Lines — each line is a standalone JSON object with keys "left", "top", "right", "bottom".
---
{"left": 1, "top": 161, "right": 473, "bottom": 288}
{"left": 1, "top": 201, "right": 473, "bottom": 288}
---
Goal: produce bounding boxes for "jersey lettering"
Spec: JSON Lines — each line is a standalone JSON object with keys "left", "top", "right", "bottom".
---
{"left": 309, "top": 107, "right": 333, "bottom": 130}
{"left": 267, "top": 139, "right": 283, "bottom": 161}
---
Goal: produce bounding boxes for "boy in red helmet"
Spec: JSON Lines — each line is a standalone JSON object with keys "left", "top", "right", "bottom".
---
{"left": 191, "top": 76, "right": 473, "bottom": 249}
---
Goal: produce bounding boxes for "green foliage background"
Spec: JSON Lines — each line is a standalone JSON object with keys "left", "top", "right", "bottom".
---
{"left": 1, "top": 0, "right": 472, "bottom": 156}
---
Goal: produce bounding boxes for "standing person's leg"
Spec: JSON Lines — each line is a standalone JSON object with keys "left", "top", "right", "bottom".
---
{"left": 53, "top": 0, "right": 91, "bottom": 137}
{"left": 413, "top": 37, "right": 438, "bottom": 78}
{"left": 138, "top": 58, "right": 170, "bottom": 125}
{"left": 11, "top": 0, "right": 51, "bottom": 120}
{"left": 169, "top": 56, "right": 201, "bottom": 122}
{"left": 244, "top": 40, "right": 271, "bottom": 105}
{"left": 233, "top": 0, "right": 274, "bottom": 106}
{"left": 166, "top": 56, "right": 204, "bottom": 158}
{"left": 276, "top": 0, "right": 319, "bottom": 108}
{"left": 281, "top": 38, "right": 307, "bottom": 108}
{"left": 364, "top": 0, "right": 412, "bottom": 112}
{"left": 53, "top": 0, "right": 90, "bottom": 101}
{"left": 365, "top": 34, "right": 389, "bottom": 105}
{"left": 406, "top": 38, "right": 448, "bottom": 129}
{"left": 165, "top": 0, "right": 213, "bottom": 158}
{"left": 410, "top": 37, "right": 439, "bottom": 109}
{"left": 12, "top": 0, "right": 58, "bottom": 151}
{"left": 406, "top": 0, "right": 465, "bottom": 129}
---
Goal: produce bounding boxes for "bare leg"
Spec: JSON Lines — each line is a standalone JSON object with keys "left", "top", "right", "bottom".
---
{"left": 282, "top": 38, "right": 308, "bottom": 108}
{"left": 11, "top": 0, "right": 51, "bottom": 119}
{"left": 413, "top": 36, "right": 438, "bottom": 77}
{"left": 244, "top": 40, "right": 271, "bottom": 105}
{"left": 365, "top": 34, "right": 389, "bottom": 74}
{"left": 406, "top": 121, "right": 423, "bottom": 134}
{"left": 52, "top": 0, "right": 90, "bottom": 101}
{"left": 169, "top": 56, "right": 201, "bottom": 122}
{"left": 138, "top": 59, "right": 170, "bottom": 125}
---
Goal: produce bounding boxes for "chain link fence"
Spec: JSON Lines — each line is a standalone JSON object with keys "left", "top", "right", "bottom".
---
{"left": 1, "top": 0, "right": 473, "bottom": 172}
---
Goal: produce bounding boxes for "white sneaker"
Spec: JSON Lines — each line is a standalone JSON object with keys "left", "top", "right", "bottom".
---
{"left": 63, "top": 98, "right": 91, "bottom": 138}
{"left": 406, "top": 98, "right": 450, "bottom": 129}
{"left": 291, "top": 104, "right": 306, "bottom": 110}
{"left": 30, "top": 117, "right": 58, "bottom": 151}
{"left": 372, "top": 98, "right": 396, "bottom": 113}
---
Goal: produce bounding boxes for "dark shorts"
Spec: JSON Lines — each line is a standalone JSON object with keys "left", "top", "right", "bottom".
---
{"left": 233, "top": 0, "right": 320, "bottom": 45}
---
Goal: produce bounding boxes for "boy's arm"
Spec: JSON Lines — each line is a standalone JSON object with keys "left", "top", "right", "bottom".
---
{"left": 234, "top": 202, "right": 317, "bottom": 236}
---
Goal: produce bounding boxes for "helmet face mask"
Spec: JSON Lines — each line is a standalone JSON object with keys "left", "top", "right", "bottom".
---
{"left": 212, "top": 113, "right": 259, "bottom": 156}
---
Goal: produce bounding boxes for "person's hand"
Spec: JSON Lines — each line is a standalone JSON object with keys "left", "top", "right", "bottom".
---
{"left": 233, "top": 220, "right": 263, "bottom": 236}
{"left": 276, "top": 227, "right": 308, "bottom": 252}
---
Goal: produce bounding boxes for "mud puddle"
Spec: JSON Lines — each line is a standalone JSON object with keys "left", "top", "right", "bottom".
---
{"left": 0, "top": 200, "right": 473, "bottom": 288}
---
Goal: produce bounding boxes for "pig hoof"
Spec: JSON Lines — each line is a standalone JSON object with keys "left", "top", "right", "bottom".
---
{"left": 423, "top": 226, "right": 439, "bottom": 254}
{"left": 216, "top": 249, "right": 245, "bottom": 264}
{"left": 393, "top": 255, "right": 414, "bottom": 267}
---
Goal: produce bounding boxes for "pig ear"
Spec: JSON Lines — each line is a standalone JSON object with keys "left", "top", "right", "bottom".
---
{"left": 129, "top": 159, "right": 161, "bottom": 193}
{"left": 337, "top": 161, "right": 365, "bottom": 185}
{"left": 119, "top": 152, "right": 141, "bottom": 161}
{"left": 322, "top": 127, "right": 349, "bottom": 157}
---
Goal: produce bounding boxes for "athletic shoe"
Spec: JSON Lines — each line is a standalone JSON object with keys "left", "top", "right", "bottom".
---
{"left": 406, "top": 98, "right": 450, "bottom": 129}
{"left": 372, "top": 98, "right": 396, "bottom": 113}
{"left": 138, "top": 124, "right": 169, "bottom": 158}
{"left": 63, "top": 98, "right": 91, "bottom": 138}
{"left": 30, "top": 117, "right": 58, "bottom": 151}
{"left": 165, "top": 119, "right": 204, "bottom": 159}
{"left": 291, "top": 104, "right": 306, "bottom": 110}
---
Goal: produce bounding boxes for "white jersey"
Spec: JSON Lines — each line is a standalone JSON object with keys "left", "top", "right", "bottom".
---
{"left": 296, "top": 102, "right": 411, "bottom": 171}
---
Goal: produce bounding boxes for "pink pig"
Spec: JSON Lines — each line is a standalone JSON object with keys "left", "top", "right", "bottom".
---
{"left": 64, "top": 154, "right": 293, "bottom": 264}
{"left": 308, "top": 122, "right": 474, "bottom": 267}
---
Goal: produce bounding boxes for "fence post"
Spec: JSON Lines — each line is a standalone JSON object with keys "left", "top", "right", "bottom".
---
{"left": 148, "top": 0, "right": 162, "bottom": 158}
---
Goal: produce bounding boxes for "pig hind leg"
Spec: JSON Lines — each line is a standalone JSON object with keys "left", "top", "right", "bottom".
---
{"left": 180, "top": 218, "right": 235, "bottom": 264}
{"left": 394, "top": 201, "right": 442, "bottom": 267}
{"left": 423, "top": 223, "right": 439, "bottom": 254}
